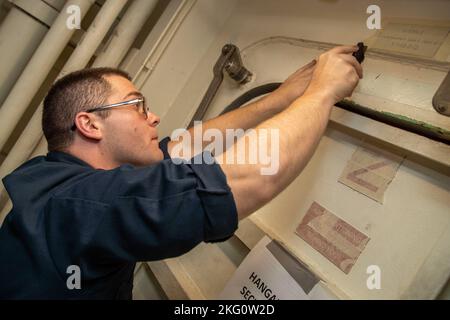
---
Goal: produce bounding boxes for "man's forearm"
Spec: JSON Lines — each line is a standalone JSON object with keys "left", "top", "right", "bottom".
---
{"left": 167, "top": 91, "right": 290, "bottom": 155}
{"left": 220, "top": 91, "right": 334, "bottom": 219}
{"left": 199, "top": 92, "right": 285, "bottom": 132}
{"left": 259, "top": 91, "right": 333, "bottom": 195}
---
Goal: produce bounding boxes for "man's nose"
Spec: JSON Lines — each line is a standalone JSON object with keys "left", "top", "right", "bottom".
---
{"left": 147, "top": 112, "right": 160, "bottom": 127}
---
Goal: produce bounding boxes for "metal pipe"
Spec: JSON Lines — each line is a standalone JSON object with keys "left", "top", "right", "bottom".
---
{"left": 61, "top": 0, "right": 129, "bottom": 76}
{"left": 432, "top": 70, "right": 450, "bottom": 116}
{"left": 0, "top": 6, "right": 49, "bottom": 105}
{"left": 0, "top": 0, "right": 95, "bottom": 150}
{"left": 92, "top": 0, "right": 159, "bottom": 68}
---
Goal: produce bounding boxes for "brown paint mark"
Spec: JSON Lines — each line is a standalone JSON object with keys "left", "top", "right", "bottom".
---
{"left": 338, "top": 145, "right": 404, "bottom": 203}
{"left": 346, "top": 160, "right": 390, "bottom": 192}
{"left": 296, "top": 202, "right": 370, "bottom": 274}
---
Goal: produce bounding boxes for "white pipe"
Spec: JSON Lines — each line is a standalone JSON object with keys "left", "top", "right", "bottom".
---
{"left": 42, "top": 0, "right": 67, "bottom": 11}
{"left": 93, "top": 0, "right": 159, "bottom": 68}
{"left": 60, "top": 0, "right": 129, "bottom": 76}
{"left": 0, "top": 0, "right": 95, "bottom": 150}
{"left": 119, "top": 47, "right": 141, "bottom": 70}
{"left": 0, "top": 0, "right": 127, "bottom": 209}
{"left": 0, "top": 6, "right": 49, "bottom": 105}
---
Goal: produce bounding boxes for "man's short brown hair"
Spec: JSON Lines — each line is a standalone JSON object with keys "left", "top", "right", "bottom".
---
{"left": 42, "top": 67, "right": 131, "bottom": 151}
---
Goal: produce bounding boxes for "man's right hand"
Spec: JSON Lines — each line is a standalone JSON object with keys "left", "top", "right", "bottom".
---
{"left": 304, "top": 45, "right": 363, "bottom": 104}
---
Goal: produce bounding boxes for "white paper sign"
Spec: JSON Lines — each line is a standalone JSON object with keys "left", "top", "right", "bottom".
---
{"left": 218, "top": 236, "right": 336, "bottom": 300}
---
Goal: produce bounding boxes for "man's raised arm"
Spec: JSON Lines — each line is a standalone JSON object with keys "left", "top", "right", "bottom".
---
{"left": 220, "top": 45, "right": 363, "bottom": 219}
{"left": 167, "top": 60, "right": 316, "bottom": 155}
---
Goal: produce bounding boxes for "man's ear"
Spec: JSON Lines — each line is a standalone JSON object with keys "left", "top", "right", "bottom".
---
{"left": 73, "top": 112, "right": 103, "bottom": 141}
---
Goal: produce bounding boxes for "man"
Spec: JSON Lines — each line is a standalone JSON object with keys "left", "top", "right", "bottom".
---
{"left": 0, "top": 45, "right": 362, "bottom": 299}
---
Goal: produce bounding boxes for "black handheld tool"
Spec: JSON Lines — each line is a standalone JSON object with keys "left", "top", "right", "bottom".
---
{"left": 352, "top": 42, "right": 367, "bottom": 63}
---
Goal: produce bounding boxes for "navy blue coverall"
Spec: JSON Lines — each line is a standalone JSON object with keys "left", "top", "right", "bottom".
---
{"left": 0, "top": 138, "right": 238, "bottom": 299}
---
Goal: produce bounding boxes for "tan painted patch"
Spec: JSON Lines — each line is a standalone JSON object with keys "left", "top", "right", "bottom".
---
{"left": 296, "top": 202, "right": 370, "bottom": 274}
{"left": 373, "top": 23, "right": 449, "bottom": 58}
{"left": 338, "top": 144, "right": 404, "bottom": 203}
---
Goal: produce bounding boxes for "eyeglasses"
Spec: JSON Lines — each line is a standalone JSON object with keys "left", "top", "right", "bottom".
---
{"left": 71, "top": 97, "right": 149, "bottom": 131}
